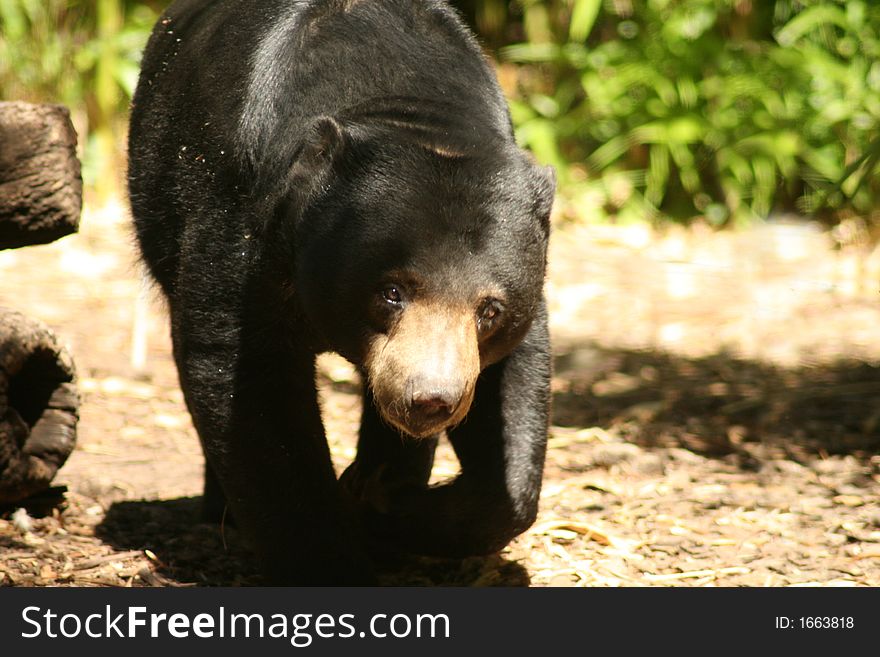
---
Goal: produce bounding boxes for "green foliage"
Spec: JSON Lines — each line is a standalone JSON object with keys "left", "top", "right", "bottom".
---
{"left": 0, "top": 0, "right": 157, "bottom": 192}
{"left": 498, "top": 0, "right": 880, "bottom": 225}
{"left": 1, "top": 0, "right": 877, "bottom": 223}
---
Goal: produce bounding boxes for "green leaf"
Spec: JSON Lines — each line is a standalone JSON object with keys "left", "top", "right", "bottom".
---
{"left": 569, "top": 0, "right": 602, "bottom": 43}
{"left": 515, "top": 118, "right": 566, "bottom": 171}
{"left": 529, "top": 93, "right": 560, "bottom": 118}
{"left": 113, "top": 58, "right": 141, "bottom": 99}
{"left": 0, "top": 0, "right": 27, "bottom": 41}
{"left": 588, "top": 134, "right": 632, "bottom": 170}
{"left": 775, "top": 5, "right": 851, "bottom": 47}
{"left": 508, "top": 99, "right": 537, "bottom": 126}
{"left": 500, "top": 42, "right": 561, "bottom": 63}
{"left": 646, "top": 143, "right": 669, "bottom": 206}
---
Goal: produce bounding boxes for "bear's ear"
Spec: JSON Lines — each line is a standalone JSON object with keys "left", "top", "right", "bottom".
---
{"left": 289, "top": 116, "right": 346, "bottom": 193}
{"left": 533, "top": 164, "right": 556, "bottom": 233}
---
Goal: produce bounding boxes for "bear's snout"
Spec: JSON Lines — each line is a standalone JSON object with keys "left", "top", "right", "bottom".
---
{"left": 407, "top": 374, "right": 467, "bottom": 425}
{"left": 365, "top": 301, "right": 480, "bottom": 438}
{"left": 410, "top": 377, "right": 463, "bottom": 415}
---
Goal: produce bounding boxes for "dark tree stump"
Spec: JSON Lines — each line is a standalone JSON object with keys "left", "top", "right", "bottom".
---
{"left": 0, "top": 101, "right": 82, "bottom": 250}
{"left": 0, "top": 309, "right": 78, "bottom": 505}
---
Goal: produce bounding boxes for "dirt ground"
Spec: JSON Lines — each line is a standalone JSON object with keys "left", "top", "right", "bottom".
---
{"left": 1, "top": 199, "right": 879, "bottom": 587}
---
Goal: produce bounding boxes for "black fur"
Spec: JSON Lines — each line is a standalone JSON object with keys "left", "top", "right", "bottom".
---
{"left": 128, "top": 0, "right": 554, "bottom": 584}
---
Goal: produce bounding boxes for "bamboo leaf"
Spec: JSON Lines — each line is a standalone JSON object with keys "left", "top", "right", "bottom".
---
{"left": 569, "top": 0, "right": 602, "bottom": 43}
{"left": 776, "top": 5, "right": 851, "bottom": 47}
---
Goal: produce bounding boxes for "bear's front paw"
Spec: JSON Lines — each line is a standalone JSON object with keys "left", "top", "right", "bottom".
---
{"left": 339, "top": 462, "right": 395, "bottom": 514}
{"left": 339, "top": 461, "right": 428, "bottom": 518}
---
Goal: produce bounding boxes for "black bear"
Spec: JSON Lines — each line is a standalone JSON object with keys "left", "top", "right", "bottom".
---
{"left": 128, "top": 0, "right": 554, "bottom": 585}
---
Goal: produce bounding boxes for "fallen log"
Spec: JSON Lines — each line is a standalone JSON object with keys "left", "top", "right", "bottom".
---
{"left": 0, "top": 101, "right": 82, "bottom": 249}
{"left": 0, "top": 308, "right": 78, "bottom": 505}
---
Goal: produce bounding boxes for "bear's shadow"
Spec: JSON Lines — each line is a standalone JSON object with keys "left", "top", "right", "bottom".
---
{"left": 96, "top": 497, "right": 530, "bottom": 586}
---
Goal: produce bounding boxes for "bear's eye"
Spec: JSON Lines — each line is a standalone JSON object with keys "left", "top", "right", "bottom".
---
{"left": 478, "top": 299, "right": 503, "bottom": 330}
{"left": 382, "top": 285, "right": 403, "bottom": 305}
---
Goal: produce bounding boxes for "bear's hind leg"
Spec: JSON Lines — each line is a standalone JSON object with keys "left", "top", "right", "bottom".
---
{"left": 201, "top": 458, "right": 229, "bottom": 524}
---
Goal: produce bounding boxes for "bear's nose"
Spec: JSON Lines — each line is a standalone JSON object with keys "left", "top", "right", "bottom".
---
{"left": 410, "top": 384, "right": 461, "bottom": 416}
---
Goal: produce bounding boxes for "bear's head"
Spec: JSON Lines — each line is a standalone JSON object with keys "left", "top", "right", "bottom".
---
{"left": 281, "top": 108, "right": 554, "bottom": 438}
